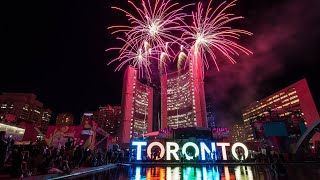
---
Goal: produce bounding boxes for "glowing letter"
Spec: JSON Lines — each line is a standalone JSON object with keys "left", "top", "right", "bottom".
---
{"left": 132, "top": 141, "right": 147, "bottom": 160}
{"left": 147, "top": 142, "right": 165, "bottom": 160}
{"left": 211, "top": 142, "right": 217, "bottom": 160}
{"left": 200, "top": 142, "right": 217, "bottom": 160}
{"left": 166, "top": 142, "right": 179, "bottom": 160}
{"left": 231, "top": 142, "right": 249, "bottom": 160}
{"left": 200, "top": 142, "right": 211, "bottom": 160}
{"left": 217, "top": 142, "right": 230, "bottom": 160}
{"left": 182, "top": 142, "right": 200, "bottom": 160}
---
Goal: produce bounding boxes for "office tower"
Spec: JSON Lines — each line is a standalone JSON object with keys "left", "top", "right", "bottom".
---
{"left": 242, "top": 79, "right": 319, "bottom": 145}
{"left": 161, "top": 52, "right": 207, "bottom": 129}
{"left": 0, "top": 93, "right": 52, "bottom": 131}
{"left": 120, "top": 66, "right": 153, "bottom": 143}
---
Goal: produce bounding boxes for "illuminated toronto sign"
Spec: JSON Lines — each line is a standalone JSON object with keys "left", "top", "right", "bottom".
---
{"left": 132, "top": 141, "right": 248, "bottom": 161}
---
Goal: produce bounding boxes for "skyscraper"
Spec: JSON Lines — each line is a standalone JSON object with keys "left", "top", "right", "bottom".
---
{"left": 161, "top": 52, "right": 207, "bottom": 129}
{"left": 206, "top": 95, "right": 216, "bottom": 128}
{"left": 231, "top": 124, "right": 245, "bottom": 143}
{"left": 0, "top": 93, "right": 52, "bottom": 131}
{"left": 120, "top": 66, "right": 153, "bottom": 143}
{"left": 120, "top": 52, "right": 208, "bottom": 143}
{"left": 242, "top": 79, "right": 319, "bottom": 145}
{"left": 97, "top": 105, "right": 121, "bottom": 137}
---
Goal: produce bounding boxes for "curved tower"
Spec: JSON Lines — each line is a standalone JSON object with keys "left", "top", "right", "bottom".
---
{"left": 161, "top": 52, "right": 207, "bottom": 129}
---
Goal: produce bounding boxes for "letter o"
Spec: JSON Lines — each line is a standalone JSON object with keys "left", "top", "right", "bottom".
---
{"left": 147, "top": 142, "right": 165, "bottom": 160}
{"left": 231, "top": 142, "right": 249, "bottom": 160}
{"left": 182, "top": 142, "right": 200, "bottom": 160}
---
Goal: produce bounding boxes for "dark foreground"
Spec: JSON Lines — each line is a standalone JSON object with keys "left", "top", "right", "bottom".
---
{"left": 64, "top": 164, "right": 320, "bottom": 180}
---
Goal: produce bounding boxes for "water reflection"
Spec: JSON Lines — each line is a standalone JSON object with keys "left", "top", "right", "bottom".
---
{"left": 166, "top": 167, "right": 180, "bottom": 180}
{"left": 135, "top": 166, "right": 141, "bottom": 179}
{"left": 131, "top": 165, "right": 287, "bottom": 180}
{"left": 131, "top": 165, "right": 258, "bottom": 180}
{"left": 234, "top": 166, "right": 254, "bottom": 180}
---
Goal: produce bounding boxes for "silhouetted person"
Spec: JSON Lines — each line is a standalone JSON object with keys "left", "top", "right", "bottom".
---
{"left": 10, "top": 148, "right": 23, "bottom": 178}
{"left": 0, "top": 131, "right": 8, "bottom": 168}
{"left": 65, "top": 138, "right": 74, "bottom": 161}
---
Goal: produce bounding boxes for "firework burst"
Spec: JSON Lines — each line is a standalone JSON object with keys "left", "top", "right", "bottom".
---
{"left": 182, "top": 0, "right": 252, "bottom": 72}
{"left": 107, "top": 0, "right": 193, "bottom": 78}
{"left": 109, "top": 0, "right": 191, "bottom": 53}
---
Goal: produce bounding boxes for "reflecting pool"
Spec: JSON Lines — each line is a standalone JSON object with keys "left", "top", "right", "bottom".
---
{"left": 66, "top": 164, "right": 320, "bottom": 180}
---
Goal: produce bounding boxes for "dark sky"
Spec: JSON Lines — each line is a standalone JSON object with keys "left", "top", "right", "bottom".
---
{"left": 2, "top": 0, "right": 320, "bottom": 126}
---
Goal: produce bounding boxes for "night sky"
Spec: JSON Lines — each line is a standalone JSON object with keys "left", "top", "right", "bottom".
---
{"left": 2, "top": 0, "right": 320, "bottom": 126}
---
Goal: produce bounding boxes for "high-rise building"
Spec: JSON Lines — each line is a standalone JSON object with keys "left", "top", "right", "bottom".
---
{"left": 120, "top": 66, "right": 153, "bottom": 143}
{"left": 56, "top": 113, "right": 74, "bottom": 126}
{"left": 97, "top": 105, "right": 121, "bottom": 137}
{"left": 0, "top": 93, "right": 52, "bottom": 131}
{"left": 231, "top": 124, "right": 245, "bottom": 143}
{"left": 206, "top": 97, "right": 216, "bottom": 128}
{"left": 120, "top": 51, "right": 208, "bottom": 143}
{"left": 242, "top": 79, "right": 319, "bottom": 145}
{"left": 161, "top": 51, "right": 207, "bottom": 129}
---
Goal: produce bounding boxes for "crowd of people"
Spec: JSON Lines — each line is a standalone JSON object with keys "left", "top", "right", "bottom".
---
{"left": 0, "top": 131, "right": 129, "bottom": 178}
{"left": 0, "top": 130, "right": 307, "bottom": 179}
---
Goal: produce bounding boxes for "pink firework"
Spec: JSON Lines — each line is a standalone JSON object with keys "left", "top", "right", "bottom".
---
{"left": 107, "top": 0, "right": 192, "bottom": 76}
{"left": 182, "top": 0, "right": 252, "bottom": 72}
{"left": 109, "top": 0, "right": 191, "bottom": 53}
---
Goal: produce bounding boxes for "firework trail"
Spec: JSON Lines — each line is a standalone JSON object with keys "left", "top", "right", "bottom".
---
{"left": 107, "top": 38, "right": 159, "bottom": 81}
{"left": 182, "top": 0, "right": 252, "bottom": 72}
{"left": 177, "top": 45, "right": 187, "bottom": 72}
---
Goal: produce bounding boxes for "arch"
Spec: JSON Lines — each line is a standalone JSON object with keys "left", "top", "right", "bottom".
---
{"left": 293, "top": 120, "right": 320, "bottom": 154}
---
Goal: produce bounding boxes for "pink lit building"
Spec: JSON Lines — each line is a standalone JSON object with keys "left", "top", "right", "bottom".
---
{"left": 120, "top": 51, "right": 208, "bottom": 143}
{"left": 161, "top": 51, "right": 207, "bottom": 129}
{"left": 242, "top": 79, "right": 320, "bottom": 145}
{"left": 120, "top": 66, "right": 153, "bottom": 143}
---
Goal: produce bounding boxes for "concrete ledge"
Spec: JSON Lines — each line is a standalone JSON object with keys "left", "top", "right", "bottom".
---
{"left": 129, "top": 162, "right": 320, "bottom": 166}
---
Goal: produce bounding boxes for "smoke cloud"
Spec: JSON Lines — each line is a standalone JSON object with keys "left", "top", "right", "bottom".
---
{"left": 204, "top": 0, "right": 320, "bottom": 128}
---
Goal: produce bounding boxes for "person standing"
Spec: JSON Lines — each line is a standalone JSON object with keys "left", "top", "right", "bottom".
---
{"left": 0, "top": 131, "right": 8, "bottom": 168}
{"left": 64, "top": 138, "right": 74, "bottom": 161}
